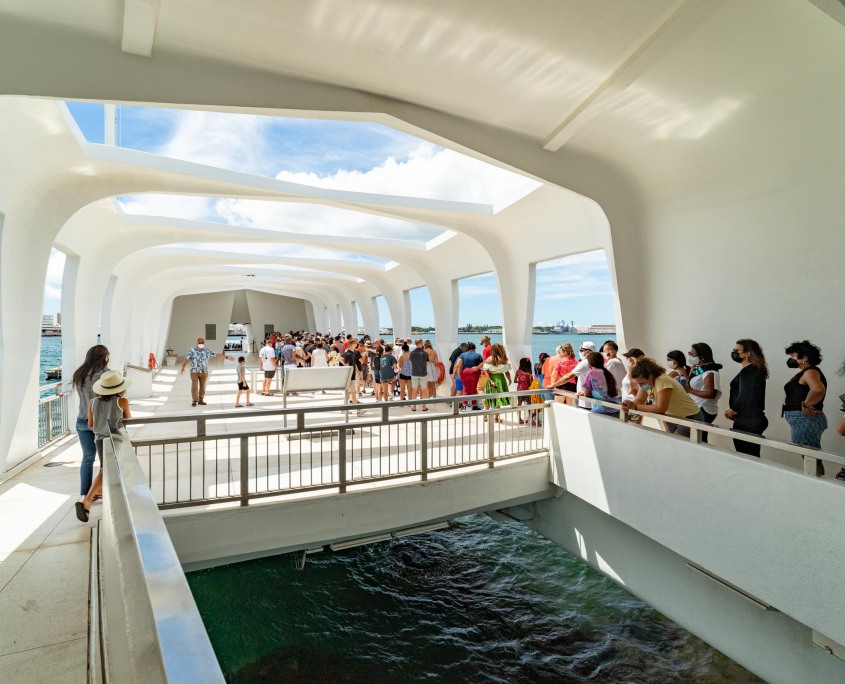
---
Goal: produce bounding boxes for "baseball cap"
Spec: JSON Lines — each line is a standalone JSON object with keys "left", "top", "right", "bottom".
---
{"left": 622, "top": 347, "right": 645, "bottom": 358}
{"left": 579, "top": 341, "right": 596, "bottom": 352}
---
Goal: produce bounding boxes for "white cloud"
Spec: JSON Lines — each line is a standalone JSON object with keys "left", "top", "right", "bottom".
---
{"left": 274, "top": 143, "right": 539, "bottom": 208}
{"left": 155, "top": 110, "right": 272, "bottom": 175}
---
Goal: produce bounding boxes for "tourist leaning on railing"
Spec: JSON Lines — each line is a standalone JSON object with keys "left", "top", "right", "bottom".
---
{"left": 622, "top": 357, "right": 703, "bottom": 438}
{"left": 578, "top": 352, "right": 620, "bottom": 416}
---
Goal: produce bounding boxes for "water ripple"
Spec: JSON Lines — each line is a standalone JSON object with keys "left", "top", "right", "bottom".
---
{"left": 188, "top": 514, "right": 760, "bottom": 683}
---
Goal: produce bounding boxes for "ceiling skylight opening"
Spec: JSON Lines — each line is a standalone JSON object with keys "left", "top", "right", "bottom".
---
{"left": 118, "top": 194, "right": 445, "bottom": 243}
{"left": 66, "top": 101, "right": 541, "bottom": 211}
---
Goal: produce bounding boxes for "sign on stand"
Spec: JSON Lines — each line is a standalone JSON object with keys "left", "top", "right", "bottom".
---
{"left": 281, "top": 367, "right": 354, "bottom": 428}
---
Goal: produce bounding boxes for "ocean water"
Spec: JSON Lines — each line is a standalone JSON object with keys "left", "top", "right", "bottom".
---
{"left": 188, "top": 514, "right": 759, "bottom": 683}
{"left": 454, "top": 333, "right": 616, "bottom": 362}
{"left": 39, "top": 336, "right": 63, "bottom": 397}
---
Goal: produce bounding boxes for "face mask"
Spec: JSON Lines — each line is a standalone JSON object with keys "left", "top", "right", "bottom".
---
{"left": 639, "top": 383, "right": 652, "bottom": 391}
{"left": 197, "top": 344, "right": 204, "bottom": 349}
{"left": 667, "top": 360, "right": 676, "bottom": 369}
{"left": 688, "top": 354, "right": 699, "bottom": 364}
{"left": 731, "top": 351, "right": 742, "bottom": 363}
{"left": 580, "top": 351, "right": 589, "bottom": 359}
{"left": 786, "top": 358, "right": 800, "bottom": 369}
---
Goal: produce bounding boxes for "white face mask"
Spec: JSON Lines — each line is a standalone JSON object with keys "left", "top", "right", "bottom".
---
{"left": 580, "top": 351, "right": 589, "bottom": 359}
{"left": 667, "top": 360, "right": 676, "bottom": 368}
{"left": 688, "top": 354, "right": 699, "bottom": 364}
{"left": 197, "top": 344, "right": 204, "bottom": 349}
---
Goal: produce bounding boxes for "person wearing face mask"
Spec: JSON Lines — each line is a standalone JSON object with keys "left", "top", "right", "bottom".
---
{"left": 725, "top": 338, "right": 769, "bottom": 457}
{"left": 782, "top": 340, "right": 828, "bottom": 473}
{"left": 620, "top": 348, "right": 645, "bottom": 402}
{"left": 601, "top": 341, "right": 627, "bottom": 395}
{"left": 683, "top": 342, "right": 722, "bottom": 441}
{"left": 665, "top": 350, "right": 690, "bottom": 385}
{"left": 622, "top": 357, "right": 703, "bottom": 436}
{"left": 554, "top": 341, "right": 596, "bottom": 408}
{"left": 180, "top": 337, "right": 235, "bottom": 407}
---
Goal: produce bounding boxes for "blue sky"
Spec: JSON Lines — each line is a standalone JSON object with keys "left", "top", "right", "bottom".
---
{"left": 46, "top": 103, "right": 616, "bottom": 327}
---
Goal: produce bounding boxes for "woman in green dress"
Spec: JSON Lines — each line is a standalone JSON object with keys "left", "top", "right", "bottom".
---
{"left": 482, "top": 343, "right": 513, "bottom": 419}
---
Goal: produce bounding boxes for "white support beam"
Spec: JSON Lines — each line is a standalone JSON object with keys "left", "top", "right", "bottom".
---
{"left": 542, "top": 0, "right": 719, "bottom": 151}
{"left": 122, "top": 0, "right": 161, "bottom": 57}
{"left": 807, "top": 0, "right": 845, "bottom": 30}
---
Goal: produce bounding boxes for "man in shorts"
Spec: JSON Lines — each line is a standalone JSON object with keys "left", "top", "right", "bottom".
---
{"left": 342, "top": 338, "right": 367, "bottom": 416}
{"left": 409, "top": 338, "right": 430, "bottom": 411}
{"left": 259, "top": 337, "right": 277, "bottom": 395}
{"left": 235, "top": 356, "right": 253, "bottom": 407}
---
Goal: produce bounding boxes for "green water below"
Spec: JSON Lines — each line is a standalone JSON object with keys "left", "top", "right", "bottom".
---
{"left": 187, "top": 515, "right": 759, "bottom": 683}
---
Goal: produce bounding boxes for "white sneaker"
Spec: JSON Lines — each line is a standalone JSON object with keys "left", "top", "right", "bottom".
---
{"left": 356, "top": 409, "right": 367, "bottom": 416}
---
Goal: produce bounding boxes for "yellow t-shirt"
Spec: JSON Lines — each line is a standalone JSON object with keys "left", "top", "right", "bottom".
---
{"left": 651, "top": 374, "right": 700, "bottom": 418}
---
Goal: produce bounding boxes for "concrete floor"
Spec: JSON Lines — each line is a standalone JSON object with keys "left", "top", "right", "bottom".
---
{"left": 0, "top": 436, "right": 90, "bottom": 683}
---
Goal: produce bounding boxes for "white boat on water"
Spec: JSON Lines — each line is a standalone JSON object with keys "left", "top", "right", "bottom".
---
{"left": 1, "top": 2, "right": 844, "bottom": 682}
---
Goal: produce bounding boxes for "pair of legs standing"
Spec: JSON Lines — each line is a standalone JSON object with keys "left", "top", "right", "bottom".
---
{"left": 410, "top": 375, "right": 428, "bottom": 410}
{"left": 236, "top": 381, "right": 253, "bottom": 407}
{"left": 190, "top": 371, "right": 208, "bottom": 405}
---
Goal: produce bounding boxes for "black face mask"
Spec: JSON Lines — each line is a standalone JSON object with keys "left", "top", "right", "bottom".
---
{"left": 786, "top": 358, "right": 800, "bottom": 369}
{"left": 730, "top": 351, "right": 743, "bottom": 364}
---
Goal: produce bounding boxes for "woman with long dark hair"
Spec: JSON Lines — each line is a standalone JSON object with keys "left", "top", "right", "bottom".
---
{"left": 71, "top": 345, "right": 110, "bottom": 496}
{"left": 783, "top": 340, "right": 828, "bottom": 475}
{"left": 725, "top": 339, "right": 768, "bottom": 457}
{"left": 579, "top": 351, "right": 620, "bottom": 415}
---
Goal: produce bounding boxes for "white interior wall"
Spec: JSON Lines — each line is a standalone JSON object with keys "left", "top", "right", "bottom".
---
{"left": 243, "top": 289, "right": 308, "bottom": 338}
{"left": 166, "top": 292, "right": 234, "bottom": 357}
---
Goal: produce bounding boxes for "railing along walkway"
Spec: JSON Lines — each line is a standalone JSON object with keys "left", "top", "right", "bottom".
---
{"left": 127, "top": 390, "right": 550, "bottom": 509}
{"left": 552, "top": 389, "right": 845, "bottom": 477}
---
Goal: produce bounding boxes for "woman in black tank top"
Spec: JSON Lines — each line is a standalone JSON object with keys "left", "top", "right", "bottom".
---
{"left": 782, "top": 341, "right": 828, "bottom": 461}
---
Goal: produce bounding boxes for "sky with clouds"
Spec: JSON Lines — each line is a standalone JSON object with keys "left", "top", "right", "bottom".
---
{"left": 44, "top": 103, "right": 616, "bottom": 327}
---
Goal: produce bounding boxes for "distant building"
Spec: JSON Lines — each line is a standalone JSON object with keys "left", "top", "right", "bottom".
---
{"left": 585, "top": 325, "right": 616, "bottom": 335}
{"left": 42, "top": 314, "right": 54, "bottom": 327}
{"left": 56, "top": 312, "right": 61, "bottom": 326}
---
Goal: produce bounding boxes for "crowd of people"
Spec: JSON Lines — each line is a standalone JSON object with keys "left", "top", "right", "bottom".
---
{"left": 244, "top": 331, "right": 845, "bottom": 472}
{"left": 534, "top": 337, "right": 845, "bottom": 478}
{"left": 71, "top": 331, "right": 845, "bottom": 523}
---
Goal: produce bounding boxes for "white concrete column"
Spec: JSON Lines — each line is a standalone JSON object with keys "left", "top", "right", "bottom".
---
{"left": 340, "top": 300, "right": 356, "bottom": 336}
{"left": 355, "top": 291, "right": 378, "bottom": 338}
{"left": 100, "top": 275, "right": 117, "bottom": 350}
{"left": 497, "top": 259, "right": 535, "bottom": 364}
{"left": 304, "top": 300, "right": 316, "bottom": 333}
{"left": 425, "top": 277, "right": 459, "bottom": 393}
{"left": 60, "top": 253, "right": 80, "bottom": 392}
{"left": 329, "top": 303, "right": 342, "bottom": 336}
{"left": 400, "top": 289, "right": 412, "bottom": 338}
{"left": 0, "top": 218, "right": 53, "bottom": 473}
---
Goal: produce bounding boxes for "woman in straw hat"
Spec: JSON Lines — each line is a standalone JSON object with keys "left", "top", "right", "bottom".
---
{"left": 75, "top": 370, "right": 132, "bottom": 523}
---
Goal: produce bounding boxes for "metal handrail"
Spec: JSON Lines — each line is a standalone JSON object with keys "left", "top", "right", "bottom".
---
{"left": 129, "top": 390, "right": 551, "bottom": 508}
{"left": 37, "top": 387, "right": 72, "bottom": 447}
{"left": 552, "top": 389, "right": 845, "bottom": 472}
{"left": 125, "top": 388, "right": 549, "bottom": 427}
{"left": 97, "top": 431, "right": 224, "bottom": 682}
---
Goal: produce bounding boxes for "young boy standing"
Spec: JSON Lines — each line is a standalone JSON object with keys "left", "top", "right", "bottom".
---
{"left": 235, "top": 357, "right": 253, "bottom": 407}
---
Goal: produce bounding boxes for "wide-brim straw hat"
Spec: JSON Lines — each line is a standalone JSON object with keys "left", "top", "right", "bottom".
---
{"left": 92, "top": 370, "right": 133, "bottom": 395}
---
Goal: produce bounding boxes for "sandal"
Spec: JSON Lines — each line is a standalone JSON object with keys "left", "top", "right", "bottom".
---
{"left": 246, "top": 403, "right": 254, "bottom": 406}
{"left": 235, "top": 404, "right": 244, "bottom": 407}
{"left": 421, "top": 407, "right": 428, "bottom": 412}
{"left": 75, "top": 501, "right": 89, "bottom": 523}
{"left": 836, "top": 468, "right": 845, "bottom": 481}
{"left": 411, "top": 406, "right": 416, "bottom": 411}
